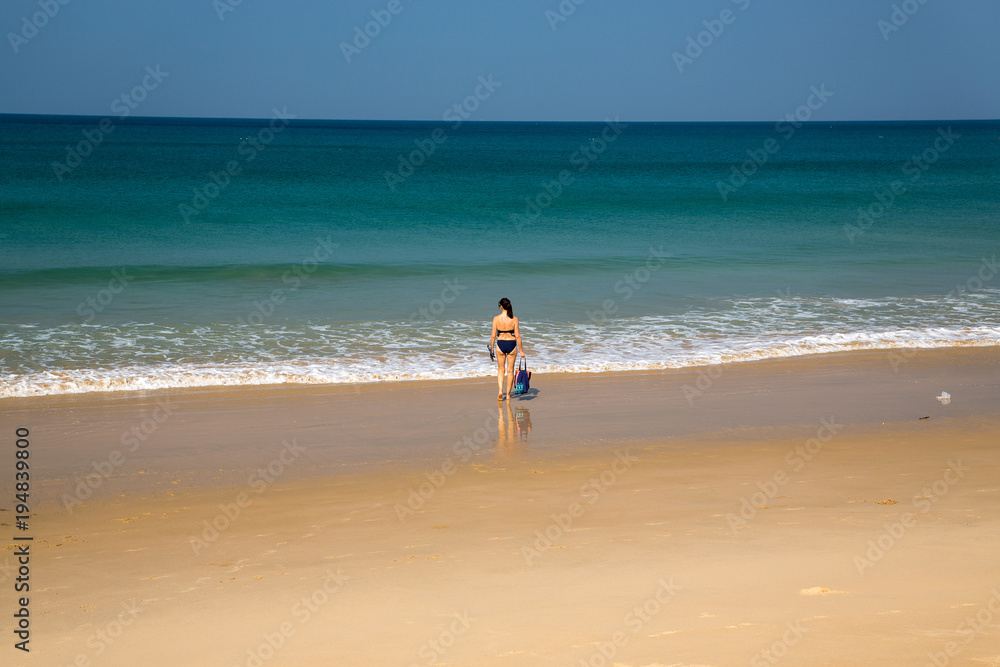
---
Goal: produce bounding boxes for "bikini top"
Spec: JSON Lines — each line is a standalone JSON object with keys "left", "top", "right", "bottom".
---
{"left": 497, "top": 328, "right": 514, "bottom": 334}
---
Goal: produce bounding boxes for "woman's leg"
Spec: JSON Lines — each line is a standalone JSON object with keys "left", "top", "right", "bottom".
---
{"left": 505, "top": 352, "right": 518, "bottom": 398}
{"left": 496, "top": 349, "right": 506, "bottom": 399}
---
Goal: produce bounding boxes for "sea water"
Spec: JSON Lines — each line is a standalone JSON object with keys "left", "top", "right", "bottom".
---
{"left": 1, "top": 116, "right": 998, "bottom": 397}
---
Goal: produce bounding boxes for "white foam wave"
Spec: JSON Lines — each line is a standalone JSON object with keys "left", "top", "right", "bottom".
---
{"left": 3, "top": 329, "right": 997, "bottom": 398}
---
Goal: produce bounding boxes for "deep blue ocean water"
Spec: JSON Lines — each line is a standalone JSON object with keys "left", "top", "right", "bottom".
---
{"left": 1, "top": 115, "right": 998, "bottom": 397}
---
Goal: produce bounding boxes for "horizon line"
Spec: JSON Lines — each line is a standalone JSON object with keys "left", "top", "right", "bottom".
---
{"left": 1, "top": 112, "right": 998, "bottom": 126}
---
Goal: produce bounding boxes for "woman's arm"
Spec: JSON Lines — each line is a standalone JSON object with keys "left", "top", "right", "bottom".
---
{"left": 514, "top": 318, "right": 525, "bottom": 357}
{"left": 490, "top": 317, "right": 496, "bottom": 347}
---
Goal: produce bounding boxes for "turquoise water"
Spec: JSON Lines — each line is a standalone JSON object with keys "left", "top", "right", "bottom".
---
{"left": 1, "top": 116, "right": 998, "bottom": 397}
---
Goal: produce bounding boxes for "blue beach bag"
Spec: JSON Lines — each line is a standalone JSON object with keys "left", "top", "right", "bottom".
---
{"left": 513, "top": 358, "right": 531, "bottom": 395}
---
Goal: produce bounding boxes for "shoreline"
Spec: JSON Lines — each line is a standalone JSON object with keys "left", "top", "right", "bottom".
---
{"left": 3, "top": 339, "right": 998, "bottom": 401}
{"left": 4, "top": 346, "right": 999, "bottom": 507}
{"left": 5, "top": 343, "right": 997, "bottom": 404}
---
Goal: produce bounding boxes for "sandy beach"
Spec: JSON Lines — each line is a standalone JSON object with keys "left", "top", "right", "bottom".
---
{"left": 3, "top": 347, "right": 1000, "bottom": 666}
{"left": 4, "top": 5, "right": 1000, "bottom": 664}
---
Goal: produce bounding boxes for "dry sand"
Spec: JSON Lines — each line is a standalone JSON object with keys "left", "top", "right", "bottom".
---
{"left": 2, "top": 347, "right": 1000, "bottom": 665}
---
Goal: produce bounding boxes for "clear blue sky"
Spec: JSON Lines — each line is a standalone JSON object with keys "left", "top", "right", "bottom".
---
{"left": 2, "top": 0, "right": 997, "bottom": 121}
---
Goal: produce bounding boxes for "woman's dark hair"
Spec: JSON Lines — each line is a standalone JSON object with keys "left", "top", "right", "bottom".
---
{"left": 498, "top": 298, "right": 513, "bottom": 318}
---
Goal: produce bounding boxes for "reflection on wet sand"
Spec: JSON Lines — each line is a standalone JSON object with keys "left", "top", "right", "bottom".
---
{"left": 514, "top": 406, "right": 531, "bottom": 440}
{"left": 497, "top": 401, "right": 530, "bottom": 455}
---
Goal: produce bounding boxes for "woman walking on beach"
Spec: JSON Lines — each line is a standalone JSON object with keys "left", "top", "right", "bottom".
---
{"left": 491, "top": 298, "right": 526, "bottom": 400}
